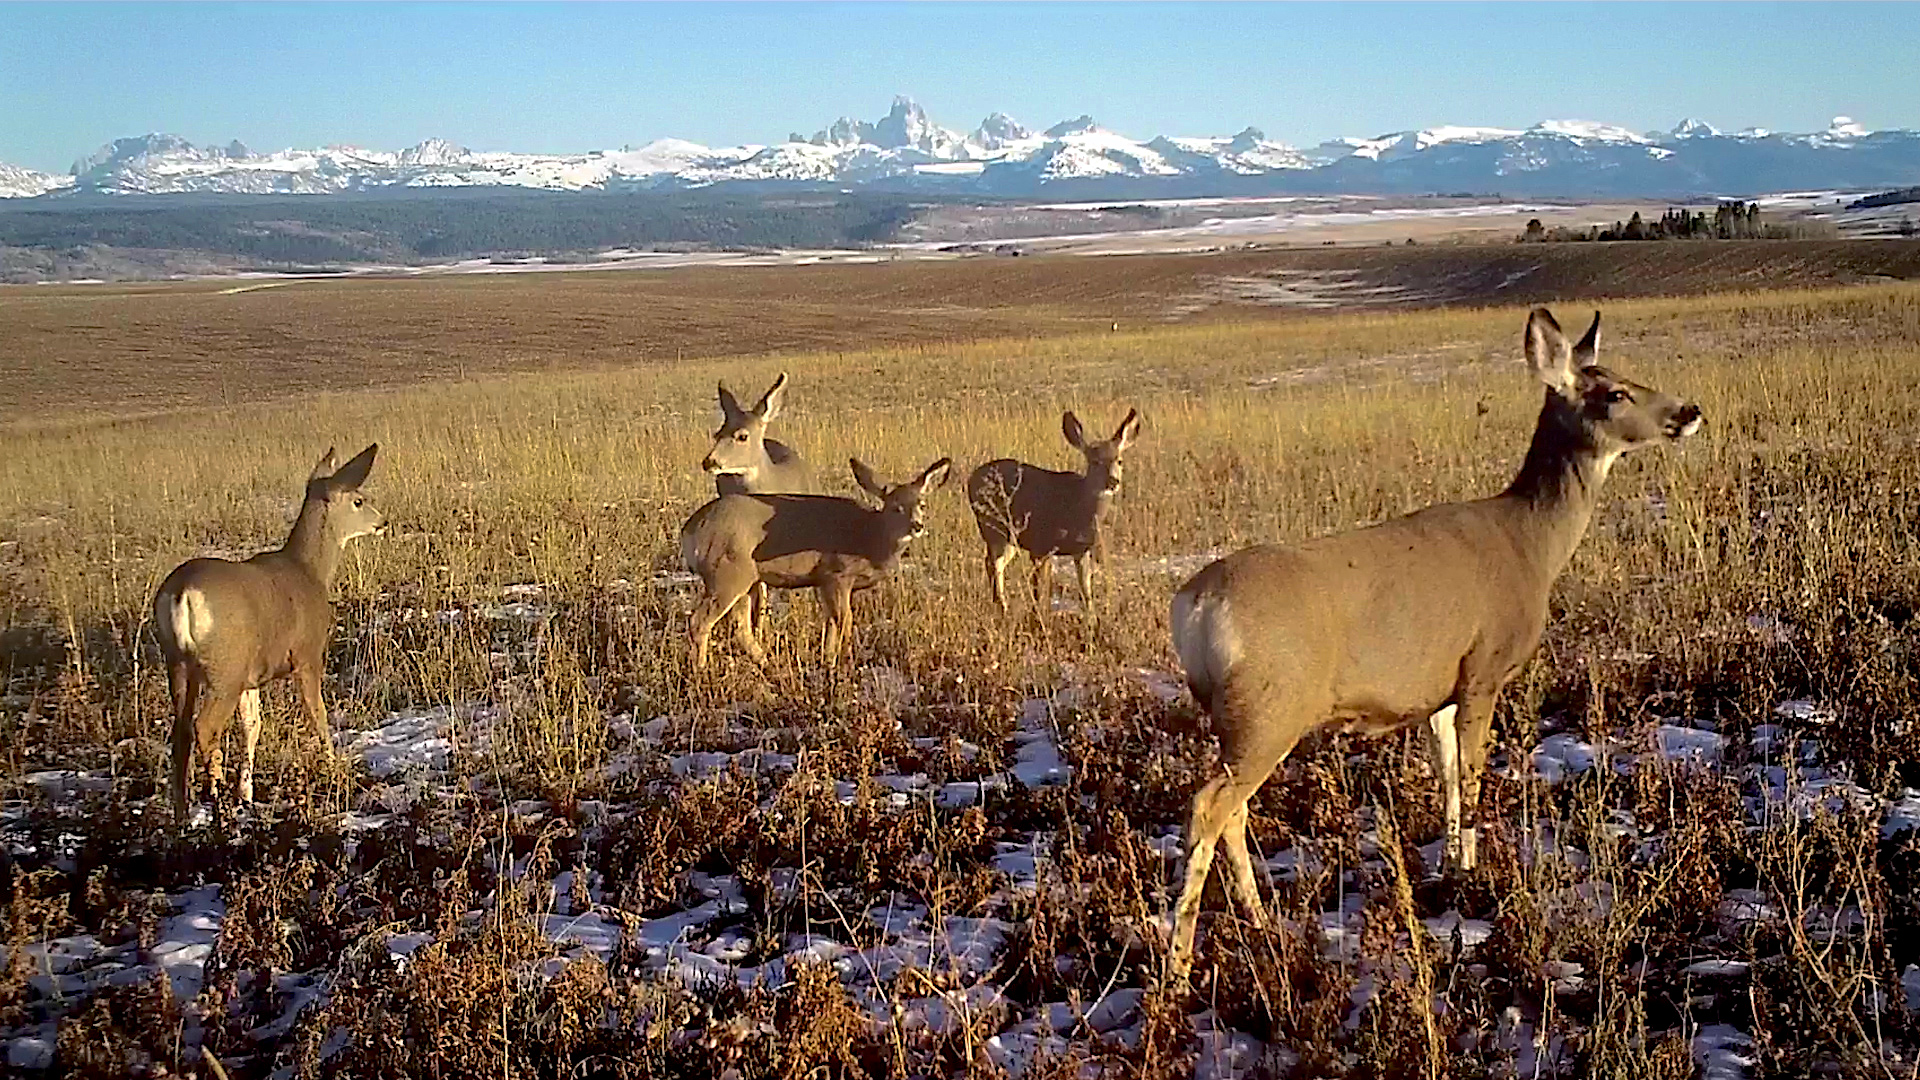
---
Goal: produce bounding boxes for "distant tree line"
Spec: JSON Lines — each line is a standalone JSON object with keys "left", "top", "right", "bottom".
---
{"left": 1847, "top": 187, "right": 1920, "bottom": 210}
{"left": 0, "top": 190, "right": 928, "bottom": 267}
{"left": 1519, "top": 201, "right": 1834, "bottom": 243}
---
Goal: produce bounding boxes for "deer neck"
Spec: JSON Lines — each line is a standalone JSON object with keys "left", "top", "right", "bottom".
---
{"left": 1077, "top": 470, "right": 1115, "bottom": 516}
{"left": 1498, "top": 394, "right": 1617, "bottom": 578}
{"left": 280, "top": 497, "right": 345, "bottom": 588}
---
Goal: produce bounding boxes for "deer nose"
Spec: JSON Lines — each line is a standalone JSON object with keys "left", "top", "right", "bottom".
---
{"left": 701, "top": 457, "right": 720, "bottom": 473}
{"left": 1668, "top": 403, "right": 1703, "bottom": 438}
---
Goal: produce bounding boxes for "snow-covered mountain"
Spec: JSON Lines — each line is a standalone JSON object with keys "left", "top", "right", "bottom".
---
{"left": 4, "top": 101, "right": 1918, "bottom": 200}
{"left": 0, "top": 161, "right": 73, "bottom": 199}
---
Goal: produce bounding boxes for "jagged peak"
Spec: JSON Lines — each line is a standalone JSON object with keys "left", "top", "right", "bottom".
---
{"left": 1045, "top": 115, "right": 1099, "bottom": 138}
{"left": 399, "top": 138, "right": 469, "bottom": 166}
{"left": 1228, "top": 126, "right": 1267, "bottom": 151}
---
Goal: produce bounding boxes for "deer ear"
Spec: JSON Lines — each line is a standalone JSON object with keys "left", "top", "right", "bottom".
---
{"left": 310, "top": 447, "right": 339, "bottom": 483}
{"left": 1524, "top": 308, "right": 1576, "bottom": 394}
{"left": 1062, "top": 411, "right": 1087, "bottom": 450}
{"left": 1572, "top": 310, "right": 1600, "bottom": 366}
{"left": 331, "top": 443, "right": 379, "bottom": 490}
{"left": 1112, "top": 408, "right": 1141, "bottom": 449}
{"left": 716, "top": 382, "right": 745, "bottom": 422}
{"left": 755, "top": 373, "right": 789, "bottom": 421}
{"left": 850, "top": 457, "right": 888, "bottom": 499}
{"left": 917, "top": 457, "right": 953, "bottom": 492}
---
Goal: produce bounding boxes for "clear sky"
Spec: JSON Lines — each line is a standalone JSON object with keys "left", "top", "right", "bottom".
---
{"left": 2, "top": 1, "right": 1916, "bottom": 173}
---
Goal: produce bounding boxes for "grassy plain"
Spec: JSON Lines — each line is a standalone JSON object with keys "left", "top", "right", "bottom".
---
{"left": 5, "top": 238, "right": 1919, "bottom": 423}
{"left": 3, "top": 253, "right": 1920, "bottom": 1077}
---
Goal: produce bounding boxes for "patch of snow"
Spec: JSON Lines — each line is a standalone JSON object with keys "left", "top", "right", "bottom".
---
{"left": 1424, "top": 910, "right": 1494, "bottom": 948}
{"left": 986, "top": 1029, "right": 1071, "bottom": 1077}
{"left": 1193, "top": 1010, "right": 1270, "bottom": 1080}
{"left": 1694, "top": 1024, "right": 1756, "bottom": 1080}
{"left": 154, "top": 885, "right": 224, "bottom": 1001}
{"left": 1775, "top": 699, "right": 1836, "bottom": 725}
{"left": 1533, "top": 119, "right": 1653, "bottom": 144}
{"left": 337, "top": 704, "right": 494, "bottom": 778}
{"left": 1656, "top": 724, "right": 1725, "bottom": 766}
{"left": 1683, "top": 958, "right": 1751, "bottom": 977}
{"left": 1885, "top": 789, "right": 1920, "bottom": 839}
{"left": 542, "top": 910, "right": 624, "bottom": 962}
{"left": 5, "top": 1024, "right": 56, "bottom": 1070}
{"left": 1532, "top": 733, "right": 1597, "bottom": 783}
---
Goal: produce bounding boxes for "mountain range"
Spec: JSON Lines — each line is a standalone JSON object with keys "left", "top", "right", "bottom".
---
{"left": 3, "top": 99, "right": 1917, "bottom": 201}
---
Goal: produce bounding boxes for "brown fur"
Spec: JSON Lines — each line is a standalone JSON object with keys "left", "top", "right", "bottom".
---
{"left": 703, "top": 372, "right": 819, "bottom": 631}
{"left": 153, "top": 444, "right": 384, "bottom": 819}
{"left": 680, "top": 457, "right": 951, "bottom": 670}
{"left": 1164, "top": 309, "right": 1703, "bottom": 983}
{"left": 704, "top": 372, "right": 816, "bottom": 497}
{"left": 966, "top": 408, "right": 1140, "bottom": 617}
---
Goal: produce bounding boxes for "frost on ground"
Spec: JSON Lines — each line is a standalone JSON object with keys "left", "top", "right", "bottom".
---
{"left": 4, "top": 625, "right": 1918, "bottom": 1078}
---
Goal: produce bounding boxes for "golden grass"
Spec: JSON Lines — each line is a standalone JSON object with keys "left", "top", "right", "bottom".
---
{"left": 5, "top": 280, "right": 1920, "bottom": 1075}
{"left": 6, "top": 238, "right": 1918, "bottom": 425}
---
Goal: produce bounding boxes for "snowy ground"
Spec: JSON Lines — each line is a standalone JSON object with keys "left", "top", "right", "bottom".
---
{"left": 5, "top": 577, "right": 1919, "bottom": 1076}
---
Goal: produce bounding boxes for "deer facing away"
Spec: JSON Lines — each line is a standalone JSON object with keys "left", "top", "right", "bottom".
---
{"left": 1164, "top": 308, "right": 1702, "bottom": 983}
{"left": 680, "top": 457, "right": 952, "bottom": 670}
{"left": 153, "top": 444, "right": 385, "bottom": 817}
{"left": 966, "top": 408, "right": 1140, "bottom": 617}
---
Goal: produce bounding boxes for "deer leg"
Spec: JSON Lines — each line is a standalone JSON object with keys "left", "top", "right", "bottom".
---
{"left": 831, "top": 585, "right": 855, "bottom": 667}
{"left": 728, "top": 590, "right": 767, "bottom": 666}
{"left": 690, "top": 567, "right": 754, "bottom": 672}
{"left": 1171, "top": 773, "right": 1261, "bottom": 985}
{"left": 167, "top": 661, "right": 200, "bottom": 817}
{"left": 1452, "top": 689, "right": 1501, "bottom": 873}
{"left": 1426, "top": 704, "right": 1463, "bottom": 874}
{"left": 985, "top": 543, "right": 1017, "bottom": 614}
{"left": 1220, "top": 800, "right": 1271, "bottom": 928}
{"left": 235, "top": 688, "right": 263, "bottom": 803}
{"left": 1170, "top": 714, "right": 1302, "bottom": 987}
{"left": 1028, "top": 555, "right": 1053, "bottom": 613}
{"left": 193, "top": 687, "right": 242, "bottom": 821}
{"left": 749, "top": 581, "right": 769, "bottom": 633}
{"left": 689, "top": 595, "right": 725, "bottom": 672}
{"left": 295, "top": 665, "right": 336, "bottom": 764}
{"left": 1073, "top": 553, "right": 1096, "bottom": 619}
{"left": 815, "top": 582, "right": 855, "bottom": 668}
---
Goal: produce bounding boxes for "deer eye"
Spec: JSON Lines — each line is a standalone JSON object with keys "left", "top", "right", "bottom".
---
{"left": 735, "top": 431, "right": 750, "bottom": 442}
{"left": 353, "top": 496, "right": 364, "bottom": 508}
{"left": 1605, "top": 389, "right": 1631, "bottom": 404}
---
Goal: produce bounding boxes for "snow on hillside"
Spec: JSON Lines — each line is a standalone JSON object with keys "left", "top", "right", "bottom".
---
{"left": 0, "top": 162, "right": 72, "bottom": 198}
{"left": 7, "top": 103, "right": 1919, "bottom": 200}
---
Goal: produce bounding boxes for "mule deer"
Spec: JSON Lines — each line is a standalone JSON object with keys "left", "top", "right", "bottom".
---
{"left": 153, "top": 445, "right": 385, "bottom": 817}
{"left": 703, "top": 373, "right": 819, "bottom": 628}
{"left": 1164, "top": 309, "right": 1701, "bottom": 983}
{"left": 704, "top": 373, "right": 816, "bottom": 497}
{"left": 680, "top": 457, "right": 951, "bottom": 670}
{"left": 966, "top": 408, "right": 1140, "bottom": 617}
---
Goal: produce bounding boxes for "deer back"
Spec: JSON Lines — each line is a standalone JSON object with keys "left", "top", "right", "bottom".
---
{"left": 967, "top": 408, "right": 1139, "bottom": 556}
{"left": 153, "top": 443, "right": 384, "bottom": 686}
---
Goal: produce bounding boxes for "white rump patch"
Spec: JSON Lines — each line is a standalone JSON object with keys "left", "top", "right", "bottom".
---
{"left": 167, "top": 587, "right": 214, "bottom": 655}
{"left": 1170, "top": 588, "right": 1240, "bottom": 700}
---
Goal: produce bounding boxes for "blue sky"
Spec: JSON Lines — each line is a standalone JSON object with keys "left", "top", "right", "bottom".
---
{"left": 2, "top": 1, "right": 1916, "bottom": 172}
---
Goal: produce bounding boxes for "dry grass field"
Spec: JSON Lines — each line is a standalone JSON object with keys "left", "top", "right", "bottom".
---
{"left": 4, "top": 252, "right": 1920, "bottom": 1078}
{"left": 5, "top": 239, "right": 1919, "bottom": 424}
